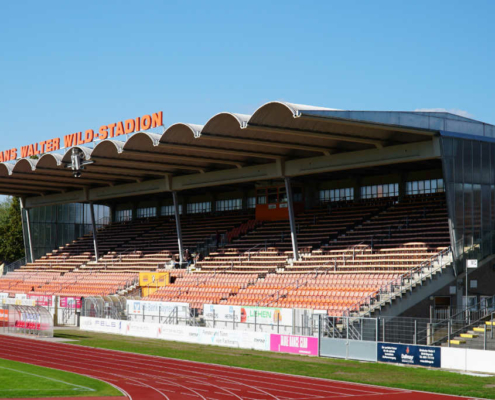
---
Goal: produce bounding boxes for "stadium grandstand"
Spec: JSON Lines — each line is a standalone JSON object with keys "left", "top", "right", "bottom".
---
{"left": 1, "top": 101, "right": 495, "bottom": 323}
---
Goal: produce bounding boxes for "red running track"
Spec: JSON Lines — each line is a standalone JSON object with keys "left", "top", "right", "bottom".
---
{"left": 0, "top": 335, "right": 474, "bottom": 400}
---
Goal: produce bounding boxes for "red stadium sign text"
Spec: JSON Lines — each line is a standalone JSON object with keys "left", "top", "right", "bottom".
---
{"left": 0, "top": 111, "right": 163, "bottom": 162}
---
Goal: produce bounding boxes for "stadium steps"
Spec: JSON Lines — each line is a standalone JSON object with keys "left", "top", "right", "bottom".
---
{"left": 443, "top": 320, "right": 495, "bottom": 349}
{"left": 351, "top": 249, "right": 454, "bottom": 318}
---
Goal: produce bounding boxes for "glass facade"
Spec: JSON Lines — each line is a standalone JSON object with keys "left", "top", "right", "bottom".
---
{"left": 361, "top": 183, "right": 398, "bottom": 199}
{"left": 406, "top": 179, "right": 445, "bottom": 195}
{"left": 136, "top": 207, "right": 156, "bottom": 218}
{"left": 319, "top": 188, "right": 354, "bottom": 203}
{"left": 161, "top": 204, "right": 182, "bottom": 216}
{"left": 216, "top": 199, "right": 242, "bottom": 212}
{"left": 116, "top": 209, "right": 132, "bottom": 222}
{"left": 247, "top": 197, "right": 256, "bottom": 209}
{"left": 441, "top": 136, "right": 495, "bottom": 267}
{"left": 187, "top": 202, "right": 211, "bottom": 214}
{"left": 23, "top": 203, "right": 110, "bottom": 261}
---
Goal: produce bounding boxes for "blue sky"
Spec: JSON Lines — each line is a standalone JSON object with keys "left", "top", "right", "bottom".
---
{"left": 0, "top": 0, "right": 493, "bottom": 153}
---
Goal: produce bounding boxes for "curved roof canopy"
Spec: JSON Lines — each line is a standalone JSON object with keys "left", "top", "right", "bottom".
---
{"left": 0, "top": 101, "right": 446, "bottom": 203}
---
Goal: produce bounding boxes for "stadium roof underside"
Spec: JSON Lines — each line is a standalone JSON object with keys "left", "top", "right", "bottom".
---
{"left": 1, "top": 101, "right": 493, "bottom": 208}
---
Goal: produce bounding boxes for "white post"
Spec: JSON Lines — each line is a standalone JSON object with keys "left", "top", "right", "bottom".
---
{"left": 20, "top": 198, "right": 34, "bottom": 264}
{"left": 173, "top": 191, "right": 183, "bottom": 265}
{"left": 284, "top": 177, "right": 299, "bottom": 261}
{"left": 89, "top": 202, "right": 99, "bottom": 262}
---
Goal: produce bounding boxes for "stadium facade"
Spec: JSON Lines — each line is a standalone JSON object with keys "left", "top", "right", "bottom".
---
{"left": 1, "top": 101, "right": 495, "bottom": 319}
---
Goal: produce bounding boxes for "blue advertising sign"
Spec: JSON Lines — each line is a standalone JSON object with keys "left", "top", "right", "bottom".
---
{"left": 377, "top": 343, "right": 441, "bottom": 368}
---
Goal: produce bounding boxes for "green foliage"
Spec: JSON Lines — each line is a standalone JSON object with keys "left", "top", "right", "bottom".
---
{"left": 0, "top": 197, "right": 25, "bottom": 263}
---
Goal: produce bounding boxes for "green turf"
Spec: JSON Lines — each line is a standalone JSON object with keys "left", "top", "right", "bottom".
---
{"left": 0, "top": 357, "right": 122, "bottom": 399}
{"left": 56, "top": 329, "right": 495, "bottom": 399}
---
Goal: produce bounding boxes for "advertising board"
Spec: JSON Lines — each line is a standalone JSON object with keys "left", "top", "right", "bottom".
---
{"left": 270, "top": 334, "right": 319, "bottom": 356}
{"left": 80, "top": 317, "right": 271, "bottom": 352}
{"left": 203, "top": 304, "right": 293, "bottom": 325}
{"left": 377, "top": 343, "right": 440, "bottom": 368}
{"left": 28, "top": 295, "right": 55, "bottom": 307}
{"left": 59, "top": 296, "right": 82, "bottom": 309}
{"left": 127, "top": 300, "right": 190, "bottom": 319}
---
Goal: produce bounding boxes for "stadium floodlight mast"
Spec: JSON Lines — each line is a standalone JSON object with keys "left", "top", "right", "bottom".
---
{"left": 67, "top": 148, "right": 94, "bottom": 178}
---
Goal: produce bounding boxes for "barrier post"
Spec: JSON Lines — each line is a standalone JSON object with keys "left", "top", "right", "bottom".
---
{"left": 143, "top": 303, "right": 145, "bottom": 322}
{"left": 382, "top": 319, "right": 386, "bottom": 343}
{"left": 447, "top": 320, "right": 451, "bottom": 347}
{"left": 213, "top": 310, "right": 215, "bottom": 328}
{"left": 233, "top": 310, "right": 235, "bottom": 330}
{"left": 376, "top": 318, "right": 379, "bottom": 342}
{"left": 484, "top": 325, "right": 487, "bottom": 350}
{"left": 176, "top": 307, "right": 178, "bottom": 325}
{"left": 277, "top": 314, "right": 280, "bottom": 333}
{"left": 346, "top": 317, "right": 349, "bottom": 340}
{"left": 414, "top": 320, "right": 417, "bottom": 345}
{"left": 491, "top": 312, "right": 494, "bottom": 340}
{"left": 255, "top": 311, "right": 257, "bottom": 332}
{"left": 318, "top": 315, "right": 322, "bottom": 356}
{"left": 158, "top": 305, "right": 161, "bottom": 324}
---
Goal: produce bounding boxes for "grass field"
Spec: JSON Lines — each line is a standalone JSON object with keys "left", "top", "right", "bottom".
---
{"left": 0, "top": 357, "right": 122, "bottom": 399}
{"left": 56, "top": 329, "right": 495, "bottom": 399}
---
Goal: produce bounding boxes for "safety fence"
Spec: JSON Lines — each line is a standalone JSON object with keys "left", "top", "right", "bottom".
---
{"left": 79, "top": 296, "right": 495, "bottom": 351}
{"left": 81, "top": 297, "right": 319, "bottom": 336}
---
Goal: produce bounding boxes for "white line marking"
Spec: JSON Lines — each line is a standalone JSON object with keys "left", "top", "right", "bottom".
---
{"left": 0, "top": 365, "right": 95, "bottom": 391}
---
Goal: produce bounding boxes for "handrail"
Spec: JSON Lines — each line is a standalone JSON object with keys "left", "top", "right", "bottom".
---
{"left": 424, "top": 307, "right": 495, "bottom": 347}
{"left": 344, "top": 246, "right": 452, "bottom": 317}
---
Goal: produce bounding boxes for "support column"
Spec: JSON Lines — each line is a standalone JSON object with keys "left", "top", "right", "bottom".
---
{"left": 173, "top": 191, "right": 184, "bottom": 265}
{"left": 284, "top": 177, "right": 299, "bottom": 261}
{"left": 89, "top": 202, "right": 99, "bottom": 262}
{"left": 20, "top": 199, "right": 34, "bottom": 264}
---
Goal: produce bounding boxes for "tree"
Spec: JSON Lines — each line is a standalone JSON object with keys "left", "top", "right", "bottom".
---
{"left": 0, "top": 197, "right": 25, "bottom": 263}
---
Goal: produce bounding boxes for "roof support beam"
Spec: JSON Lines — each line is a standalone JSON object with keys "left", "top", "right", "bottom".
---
{"left": 85, "top": 164, "right": 168, "bottom": 178}
{"left": 297, "top": 114, "right": 436, "bottom": 137}
{"left": 198, "top": 133, "right": 333, "bottom": 156}
{"left": 157, "top": 143, "right": 282, "bottom": 161}
{"left": 14, "top": 170, "right": 116, "bottom": 186}
{"left": 0, "top": 187, "right": 47, "bottom": 196}
{"left": 124, "top": 149, "right": 244, "bottom": 169}
{"left": 0, "top": 177, "right": 88, "bottom": 190}
{"left": 245, "top": 123, "right": 385, "bottom": 149}
{"left": 91, "top": 156, "right": 206, "bottom": 173}
{"left": 285, "top": 138, "right": 439, "bottom": 177}
{"left": 0, "top": 182, "right": 65, "bottom": 193}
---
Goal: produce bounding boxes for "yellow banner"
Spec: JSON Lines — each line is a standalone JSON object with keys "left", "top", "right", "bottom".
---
{"left": 139, "top": 272, "right": 169, "bottom": 287}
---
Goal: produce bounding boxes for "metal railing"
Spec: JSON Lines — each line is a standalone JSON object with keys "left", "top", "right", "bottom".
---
{"left": 344, "top": 246, "right": 453, "bottom": 317}
{"left": 4, "top": 257, "right": 27, "bottom": 274}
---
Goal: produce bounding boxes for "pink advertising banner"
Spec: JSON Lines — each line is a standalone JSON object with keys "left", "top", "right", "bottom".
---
{"left": 28, "top": 295, "right": 53, "bottom": 307}
{"left": 270, "top": 334, "right": 319, "bottom": 356}
{"left": 59, "top": 296, "right": 82, "bottom": 309}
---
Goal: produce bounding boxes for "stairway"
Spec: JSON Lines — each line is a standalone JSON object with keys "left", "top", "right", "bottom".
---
{"left": 448, "top": 320, "right": 495, "bottom": 349}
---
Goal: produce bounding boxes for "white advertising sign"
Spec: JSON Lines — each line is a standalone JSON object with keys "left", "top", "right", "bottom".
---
{"left": 80, "top": 317, "right": 271, "bottom": 352}
{"left": 2, "top": 298, "right": 36, "bottom": 306}
{"left": 203, "top": 304, "right": 293, "bottom": 326}
{"left": 127, "top": 300, "right": 190, "bottom": 319}
{"left": 467, "top": 259, "right": 478, "bottom": 269}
